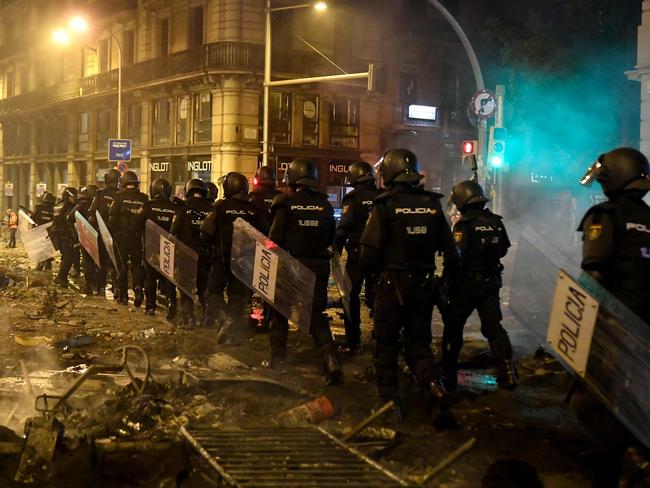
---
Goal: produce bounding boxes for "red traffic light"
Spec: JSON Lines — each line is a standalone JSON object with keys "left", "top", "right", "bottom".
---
{"left": 462, "top": 140, "right": 477, "bottom": 155}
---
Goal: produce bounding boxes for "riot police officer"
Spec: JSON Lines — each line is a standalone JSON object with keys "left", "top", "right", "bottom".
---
{"left": 267, "top": 158, "right": 342, "bottom": 384}
{"left": 170, "top": 178, "right": 213, "bottom": 328}
{"left": 136, "top": 178, "right": 178, "bottom": 319}
{"left": 90, "top": 168, "right": 121, "bottom": 297}
{"left": 360, "top": 149, "right": 458, "bottom": 417}
{"left": 335, "top": 161, "right": 380, "bottom": 352}
{"left": 108, "top": 171, "right": 148, "bottom": 306}
{"left": 202, "top": 172, "right": 265, "bottom": 338}
{"left": 443, "top": 180, "right": 516, "bottom": 390}
{"left": 53, "top": 187, "right": 79, "bottom": 287}
{"left": 33, "top": 191, "right": 56, "bottom": 271}
{"left": 69, "top": 185, "right": 101, "bottom": 295}
{"left": 205, "top": 181, "right": 219, "bottom": 202}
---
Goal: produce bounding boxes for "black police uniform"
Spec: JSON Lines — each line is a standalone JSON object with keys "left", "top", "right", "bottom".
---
{"left": 170, "top": 194, "right": 213, "bottom": 325}
{"left": 90, "top": 186, "right": 119, "bottom": 293}
{"left": 441, "top": 206, "right": 513, "bottom": 383}
{"left": 33, "top": 200, "right": 55, "bottom": 270}
{"left": 335, "top": 180, "right": 380, "bottom": 349}
{"left": 137, "top": 196, "right": 178, "bottom": 315}
{"left": 202, "top": 193, "right": 265, "bottom": 331}
{"left": 108, "top": 188, "right": 148, "bottom": 303}
{"left": 68, "top": 196, "right": 101, "bottom": 294}
{"left": 53, "top": 200, "right": 79, "bottom": 286}
{"left": 360, "top": 184, "right": 458, "bottom": 403}
{"left": 578, "top": 195, "right": 650, "bottom": 324}
{"left": 269, "top": 187, "right": 337, "bottom": 364}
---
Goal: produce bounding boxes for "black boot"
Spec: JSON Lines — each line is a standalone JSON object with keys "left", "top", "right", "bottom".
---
{"left": 497, "top": 360, "right": 518, "bottom": 390}
{"left": 165, "top": 301, "right": 177, "bottom": 322}
{"left": 320, "top": 345, "right": 343, "bottom": 385}
{"left": 133, "top": 287, "right": 144, "bottom": 308}
{"left": 429, "top": 379, "right": 453, "bottom": 414}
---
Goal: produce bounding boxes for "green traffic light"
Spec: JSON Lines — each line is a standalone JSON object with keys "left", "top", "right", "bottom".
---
{"left": 490, "top": 155, "right": 503, "bottom": 168}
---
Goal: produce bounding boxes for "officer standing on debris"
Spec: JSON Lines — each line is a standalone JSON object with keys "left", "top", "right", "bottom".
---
{"left": 136, "top": 178, "right": 178, "bottom": 319}
{"left": 170, "top": 178, "right": 213, "bottom": 328}
{"left": 360, "top": 149, "right": 458, "bottom": 418}
{"left": 33, "top": 192, "right": 56, "bottom": 271}
{"left": 202, "top": 172, "right": 265, "bottom": 338}
{"left": 442, "top": 180, "right": 516, "bottom": 390}
{"left": 266, "top": 158, "right": 343, "bottom": 385}
{"left": 335, "top": 161, "right": 380, "bottom": 352}
{"left": 69, "top": 185, "right": 102, "bottom": 295}
{"left": 90, "top": 168, "right": 121, "bottom": 297}
{"left": 53, "top": 187, "right": 79, "bottom": 287}
{"left": 108, "top": 171, "right": 148, "bottom": 306}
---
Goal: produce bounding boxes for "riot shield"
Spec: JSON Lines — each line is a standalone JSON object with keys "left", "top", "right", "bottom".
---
{"left": 331, "top": 249, "right": 352, "bottom": 320}
{"left": 74, "top": 212, "right": 100, "bottom": 267}
{"left": 230, "top": 218, "right": 315, "bottom": 333}
{"left": 18, "top": 209, "right": 35, "bottom": 236}
{"left": 511, "top": 226, "right": 650, "bottom": 447}
{"left": 19, "top": 222, "right": 57, "bottom": 265}
{"left": 144, "top": 220, "right": 198, "bottom": 299}
{"left": 95, "top": 211, "right": 121, "bottom": 275}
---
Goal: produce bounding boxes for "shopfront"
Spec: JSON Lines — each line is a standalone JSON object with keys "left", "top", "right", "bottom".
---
{"left": 150, "top": 155, "right": 212, "bottom": 198}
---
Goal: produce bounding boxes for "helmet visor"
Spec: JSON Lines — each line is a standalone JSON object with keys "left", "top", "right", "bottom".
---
{"left": 580, "top": 157, "right": 604, "bottom": 187}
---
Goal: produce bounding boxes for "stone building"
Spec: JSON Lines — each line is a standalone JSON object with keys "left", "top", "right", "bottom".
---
{"left": 628, "top": 0, "right": 650, "bottom": 156}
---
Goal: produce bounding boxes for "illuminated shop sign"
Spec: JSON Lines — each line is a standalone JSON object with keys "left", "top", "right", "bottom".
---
{"left": 408, "top": 104, "right": 438, "bottom": 121}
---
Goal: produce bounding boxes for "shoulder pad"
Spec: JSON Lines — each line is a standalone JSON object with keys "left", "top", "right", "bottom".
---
{"left": 577, "top": 203, "right": 616, "bottom": 231}
{"left": 424, "top": 190, "right": 444, "bottom": 200}
{"left": 270, "top": 193, "right": 288, "bottom": 210}
{"left": 374, "top": 190, "right": 392, "bottom": 202}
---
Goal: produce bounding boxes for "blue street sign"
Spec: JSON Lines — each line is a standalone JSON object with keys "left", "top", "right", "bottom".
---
{"left": 108, "top": 139, "right": 132, "bottom": 162}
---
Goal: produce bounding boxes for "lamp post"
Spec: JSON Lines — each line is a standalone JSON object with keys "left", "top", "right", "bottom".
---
{"left": 262, "top": 1, "right": 327, "bottom": 167}
{"left": 54, "top": 16, "right": 124, "bottom": 139}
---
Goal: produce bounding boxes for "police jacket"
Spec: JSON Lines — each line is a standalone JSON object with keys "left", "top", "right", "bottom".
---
{"left": 360, "top": 184, "right": 458, "bottom": 272}
{"left": 579, "top": 193, "right": 650, "bottom": 323}
{"left": 33, "top": 202, "right": 54, "bottom": 226}
{"left": 52, "top": 201, "right": 76, "bottom": 243}
{"left": 170, "top": 195, "right": 212, "bottom": 254}
{"left": 453, "top": 206, "right": 510, "bottom": 277}
{"left": 201, "top": 192, "right": 266, "bottom": 260}
{"left": 250, "top": 185, "right": 281, "bottom": 231}
{"left": 68, "top": 198, "right": 93, "bottom": 226}
{"left": 108, "top": 188, "right": 149, "bottom": 237}
{"left": 136, "top": 197, "right": 177, "bottom": 234}
{"left": 269, "top": 187, "right": 335, "bottom": 266}
{"left": 90, "top": 186, "right": 118, "bottom": 227}
{"left": 335, "top": 181, "right": 380, "bottom": 255}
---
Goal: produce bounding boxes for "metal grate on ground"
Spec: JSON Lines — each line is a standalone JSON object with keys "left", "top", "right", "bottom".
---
{"left": 181, "top": 425, "right": 411, "bottom": 487}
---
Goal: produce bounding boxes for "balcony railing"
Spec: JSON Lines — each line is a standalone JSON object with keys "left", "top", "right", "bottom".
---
{"left": 0, "top": 41, "right": 264, "bottom": 114}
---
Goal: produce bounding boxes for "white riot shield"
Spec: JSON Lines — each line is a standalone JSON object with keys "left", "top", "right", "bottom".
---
{"left": 19, "top": 222, "right": 57, "bottom": 265}
{"left": 18, "top": 209, "right": 35, "bottom": 236}
{"left": 74, "top": 211, "right": 100, "bottom": 267}
{"left": 95, "top": 211, "right": 121, "bottom": 275}
{"left": 230, "top": 218, "right": 315, "bottom": 333}
{"left": 331, "top": 249, "right": 352, "bottom": 320}
{"left": 511, "top": 226, "right": 650, "bottom": 447}
{"left": 144, "top": 220, "right": 198, "bottom": 299}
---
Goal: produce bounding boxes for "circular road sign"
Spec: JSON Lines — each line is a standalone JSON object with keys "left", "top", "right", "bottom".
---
{"left": 471, "top": 89, "right": 497, "bottom": 119}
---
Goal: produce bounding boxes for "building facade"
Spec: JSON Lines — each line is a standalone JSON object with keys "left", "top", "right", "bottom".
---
{"left": 628, "top": 0, "right": 650, "bottom": 156}
{"left": 0, "top": 0, "right": 478, "bottom": 211}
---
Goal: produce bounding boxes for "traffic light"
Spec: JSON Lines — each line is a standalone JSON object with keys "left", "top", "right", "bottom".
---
{"left": 461, "top": 140, "right": 478, "bottom": 172}
{"left": 488, "top": 127, "right": 507, "bottom": 168}
{"left": 368, "top": 63, "right": 387, "bottom": 94}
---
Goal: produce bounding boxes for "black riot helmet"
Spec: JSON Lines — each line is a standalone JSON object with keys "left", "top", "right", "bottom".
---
{"left": 254, "top": 165, "right": 276, "bottom": 187}
{"left": 62, "top": 186, "right": 78, "bottom": 203}
{"left": 345, "top": 161, "right": 374, "bottom": 186}
{"left": 205, "top": 181, "right": 218, "bottom": 200}
{"left": 377, "top": 149, "right": 423, "bottom": 186}
{"left": 42, "top": 191, "right": 56, "bottom": 205}
{"left": 449, "top": 180, "right": 489, "bottom": 212}
{"left": 80, "top": 184, "right": 98, "bottom": 201}
{"left": 120, "top": 170, "right": 139, "bottom": 189}
{"left": 580, "top": 147, "right": 650, "bottom": 197}
{"left": 283, "top": 158, "right": 318, "bottom": 188}
{"left": 104, "top": 168, "right": 121, "bottom": 188}
{"left": 150, "top": 178, "right": 172, "bottom": 199}
{"left": 223, "top": 172, "right": 249, "bottom": 197}
{"left": 184, "top": 178, "right": 206, "bottom": 198}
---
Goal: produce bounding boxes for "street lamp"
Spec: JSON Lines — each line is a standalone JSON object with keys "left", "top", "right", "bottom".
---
{"left": 262, "top": 1, "right": 327, "bottom": 167}
{"left": 53, "top": 16, "right": 124, "bottom": 139}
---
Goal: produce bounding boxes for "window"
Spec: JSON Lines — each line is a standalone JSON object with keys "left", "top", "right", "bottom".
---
{"left": 98, "top": 38, "right": 110, "bottom": 73}
{"left": 78, "top": 112, "right": 89, "bottom": 152}
{"left": 123, "top": 30, "right": 135, "bottom": 65}
{"left": 153, "top": 98, "right": 171, "bottom": 146}
{"left": 302, "top": 95, "right": 319, "bottom": 146}
{"left": 6, "top": 71, "right": 14, "bottom": 97}
{"left": 3, "top": 124, "right": 17, "bottom": 156}
{"left": 270, "top": 92, "right": 291, "bottom": 145}
{"left": 188, "top": 6, "right": 204, "bottom": 48}
{"left": 56, "top": 118, "right": 68, "bottom": 154}
{"left": 96, "top": 109, "right": 112, "bottom": 151}
{"left": 158, "top": 18, "right": 170, "bottom": 56}
{"left": 127, "top": 104, "right": 142, "bottom": 147}
{"left": 330, "top": 98, "right": 359, "bottom": 148}
{"left": 193, "top": 92, "right": 212, "bottom": 143}
{"left": 177, "top": 95, "right": 190, "bottom": 145}
{"left": 36, "top": 121, "right": 48, "bottom": 155}
{"left": 18, "top": 123, "right": 31, "bottom": 155}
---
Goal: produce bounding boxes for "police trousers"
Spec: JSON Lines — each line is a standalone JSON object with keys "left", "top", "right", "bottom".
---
{"left": 145, "top": 262, "right": 176, "bottom": 311}
{"left": 441, "top": 276, "right": 512, "bottom": 370}
{"left": 372, "top": 271, "right": 439, "bottom": 400}
{"left": 270, "top": 262, "right": 332, "bottom": 358}
{"left": 57, "top": 240, "right": 79, "bottom": 283}
{"left": 80, "top": 248, "right": 99, "bottom": 292}
{"left": 344, "top": 256, "right": 377, "bottom": 347}
{"left": 180, "top": 252, "right": 210, "bottom": 318}
{"left": 204, "top": 256, "right": 251, "bottom": 325}
{"left": 115, "top": 234, "right": 144, "bottom": 299}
